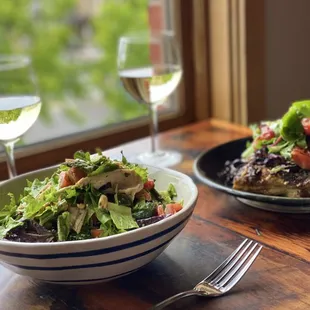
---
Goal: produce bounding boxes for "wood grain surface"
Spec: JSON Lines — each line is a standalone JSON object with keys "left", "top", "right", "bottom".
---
{"left": 1, "top": 119, "right": 309, "bottom": 310}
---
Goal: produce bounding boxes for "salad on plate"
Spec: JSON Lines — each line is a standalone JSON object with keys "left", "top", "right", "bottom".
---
{"left": 221, "top": 100, "right": 310, "bottom": 197}
{"left": 0, "top": 151, "right": 183, "bottom": 242}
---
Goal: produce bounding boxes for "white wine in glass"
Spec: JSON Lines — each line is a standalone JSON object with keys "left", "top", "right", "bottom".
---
{"left": 118, "top": 31, "right": 183, "bottom": 167}
{"left": 0, "top": 56, "right": 41, "bottom": 178}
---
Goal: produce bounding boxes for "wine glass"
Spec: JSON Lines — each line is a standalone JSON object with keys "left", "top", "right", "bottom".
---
{"left": 0, "top": 55, "right": 41, "bottom": 178}
{"left": 117, "top": 30, "right": 183, "bottom": 167}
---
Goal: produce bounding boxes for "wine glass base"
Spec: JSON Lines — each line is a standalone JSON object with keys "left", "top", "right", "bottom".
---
{"left": 136, "top": 150, "right": 182, "bottom": 168}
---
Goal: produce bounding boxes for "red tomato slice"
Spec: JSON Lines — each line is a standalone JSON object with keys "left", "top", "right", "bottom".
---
{"left": 144, "top": 179, "right": 155, "bottom": 190}
{"left": 301, "top": 118, "right": 310, "bottom": 135}
{"left": 259, "top": 124, "right": 275, "bottom": 140}
{"left": 91, "top": 229, "right": 103, "bottom": 238}
{"left": 59, "top": 171, "right": 74, "bottom": 188}
{"left": 169, "top": 203, "right": 183, "bottom": 212}
{"left": 291, "top": 147, "right": 310, "bottom": 170}
{"left": 68, "top": 167, "right": 86, "bottom": 184}
{"left": 164, "top": 204, "right": 177, "bottom": 215}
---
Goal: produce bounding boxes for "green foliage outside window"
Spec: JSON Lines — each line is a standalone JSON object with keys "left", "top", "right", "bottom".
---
{"left": 0, "top": 0, "right": 149, "bottom": 127}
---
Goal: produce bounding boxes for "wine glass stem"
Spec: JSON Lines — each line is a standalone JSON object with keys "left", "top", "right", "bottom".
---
{"left": 3, "top": 141, "right": 17, "bottom": 179}
{"left": 149, "top": 104, "right": 158, "bottom": 153}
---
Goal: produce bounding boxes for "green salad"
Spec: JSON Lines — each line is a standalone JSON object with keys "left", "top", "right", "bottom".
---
{"left": 0, "top": 151, "right": 183, "bottom": 243}
{"left": 242, "top": 99, "right": 310, "bottom": 170}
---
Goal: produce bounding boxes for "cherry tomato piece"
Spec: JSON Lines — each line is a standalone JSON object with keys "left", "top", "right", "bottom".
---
{"left": 59, "top": 171, "right": 74, "bottom": 188}
{"left": 259, "top": 124, "right": 275, "bottom": 140}
{"left": 301, "top": 118, "right": 310, "bottom": 135}
{"left": 164, "top": 204, "right": 177, "bottom": 215}
{"left": 169, "top": 203, "right": 183, "bottom": 212}
{"left": 144, "top": 179, "right": 155, "bottom": 190}
{"left": 291, "top": 147, "right": 310, "bottom": 170}
{"left": 68, "top": 167, "right": 86, "bottom": 184}
{"left": 91, "top": 229, "right": 103, "bottom": 238}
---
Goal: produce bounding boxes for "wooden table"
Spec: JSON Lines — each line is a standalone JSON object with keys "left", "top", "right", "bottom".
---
{"left": 1, "top": 119, "right": 310, "bottom": 310}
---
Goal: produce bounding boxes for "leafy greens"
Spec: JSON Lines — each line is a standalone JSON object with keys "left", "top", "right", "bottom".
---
{"left": 0, "top": 151, "right": 182, "bottom": 242}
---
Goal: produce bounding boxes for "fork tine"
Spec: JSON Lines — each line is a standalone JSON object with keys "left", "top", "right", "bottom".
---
{"left": 206, "top": 239, "right": 253, "bottom": 284}
{"left": 218, "top": 244, "right": 262, "bottom": 292}
{"left": 201, "top": 238, "right": 251, "bottom": 284}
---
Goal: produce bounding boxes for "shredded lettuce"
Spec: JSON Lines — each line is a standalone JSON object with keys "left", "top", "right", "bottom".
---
{"left": 57, "top": 212, "right": 71, "bottom": 241}
{"left": 74, "top": 150, "right": 91, "bottom": 162}
{"left": 266, "top": 119, "right": 282, "bottom": 136}
{"left": 249, "top": 123, "right": 260, "bottom": 139}
{"left": 24, "top": 178, "right": 50, "bottom": 198}
{"left": 255, "top": 138, "right": 275, "bottom": 150}
{"left": 100, "top": 219, "right": 119, "bottom": 237}
{"left": 84, "top": 191, "right": 99, "bottom": 209}
{"left": 132, "top": 201, "right": 157, "bottom": 220}
{"left": 114, "top": 193, "right": 133, "bottom": 207}
{"left": 159, "top": 191, "right": 172, "bottom": 203}
{"left": 0, "top": 150, "right": 180, "bottom": 242}
{"left": 20, "top": 183, "right": 76, "bottom": 220}
{"left": 130, "top": 165, "right": 148, "bottom": 183}
{"left": 0, "top": 193, "right": 17, "bottom": 221}
{"left": 22, "top": 196, "right": 46, "bottom": 219}
{"left": 296, "top": 137, "right": 307, "bottom": 149}
{"left": 36, "top": 204, "right": 61, "bottom": 226}
{"left": 94, "top": 208, "right": 111, "bottom": 226}
{"left": 69, "top": 207, "right": 87, "bottom": 234}
{"left": 121, "top": 151, "right": 148, "bottom": 182}
{"left": 95, "top": 208, "right": 118, "bottom": 236}
{"left": 280, "top": 143, "right": 294, "bottom": 160}
{"left": 159, "top": 183, "right": 178, "bottom": 203}
{"left": 0, "top": 217, "right": 23, "bottom": 239}
{"left": 167, "top": 184, "right": 177, "bottom": 199}
{"left": 107, "top": 202, "right": 139, "bottom": 230}
{"left": 267, "top": 140, "right": 289, "bottom": 153}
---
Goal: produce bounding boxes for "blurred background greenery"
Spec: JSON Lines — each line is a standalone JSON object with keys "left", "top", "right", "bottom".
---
{"left": 0, "top": 0, "right": 152, "bottom": 145}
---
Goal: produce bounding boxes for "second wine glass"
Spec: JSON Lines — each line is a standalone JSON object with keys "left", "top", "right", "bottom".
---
{"left": 0, "top": 55, "right": 41, "bottom": 178}
{"left": 118, "top": 30, "right": 183, "bottom": 167}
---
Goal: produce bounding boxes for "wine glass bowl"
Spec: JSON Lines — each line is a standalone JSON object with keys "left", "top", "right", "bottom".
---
{"left": 0, "top": 55, "right": 41, "bottom": 178}
{"left": 118, "top": 30, "right": 183, "bottom": 167}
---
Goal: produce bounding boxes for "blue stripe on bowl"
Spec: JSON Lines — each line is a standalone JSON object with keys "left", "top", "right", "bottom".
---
{"left": 0, "top": 212, "right": 192, "bottom": 260}
{"left": 41, "top": 266, "right": 143, "bottom": 283}
{"left": 11, "top": 235, "right": 175, "bottom": 271}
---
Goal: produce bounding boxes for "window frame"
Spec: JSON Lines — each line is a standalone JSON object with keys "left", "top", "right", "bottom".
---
{"left": 0, "top": 0, "right": 209, "bottom": 179}
{"left": 208, "top": 0, "right": 266, "bottom": 125}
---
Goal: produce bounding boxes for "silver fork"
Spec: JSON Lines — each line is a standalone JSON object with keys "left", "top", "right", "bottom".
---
{"left": 150, "top": 238, "right": 262, "bottom": 309}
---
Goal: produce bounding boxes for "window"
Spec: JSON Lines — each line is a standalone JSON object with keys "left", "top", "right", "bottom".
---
{"left": 0, "top": 0, "right": 199, "bottom": 178}
{"left": 1, "top": 0, "right": 177, "bottom": 146}
{"left": 1, "top": 1, "right": 284, "bottom": 179}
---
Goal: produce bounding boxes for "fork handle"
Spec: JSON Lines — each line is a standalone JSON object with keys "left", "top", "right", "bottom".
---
{"left": 150, "top": 290, "right": 199, "bottom": 310}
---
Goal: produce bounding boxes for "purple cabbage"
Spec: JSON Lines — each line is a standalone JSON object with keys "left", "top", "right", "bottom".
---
{"left": 136, "top": 214, "right": 172, "bottom": 227}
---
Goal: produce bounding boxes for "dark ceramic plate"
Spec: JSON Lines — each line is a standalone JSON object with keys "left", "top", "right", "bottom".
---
{"left": 193, "top": 137, "right": 310, "bottom": 213}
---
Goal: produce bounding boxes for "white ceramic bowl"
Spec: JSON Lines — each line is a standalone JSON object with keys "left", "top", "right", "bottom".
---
{"left": 0, "top": 165, "right": 198, "bottom": 285}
